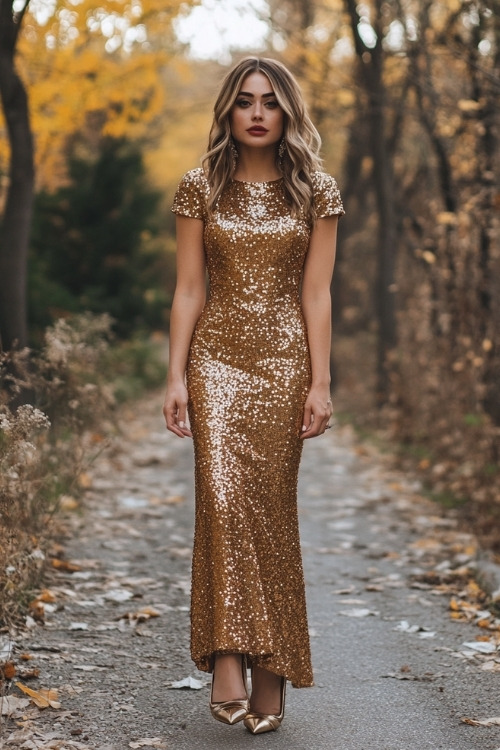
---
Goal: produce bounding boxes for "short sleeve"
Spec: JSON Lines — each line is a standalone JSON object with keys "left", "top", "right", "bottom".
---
{"left": 313, "top": 172, "right": 345, "bottom": 219}
{"left": 171, "top": 168, "right": 208, "bottom": 220}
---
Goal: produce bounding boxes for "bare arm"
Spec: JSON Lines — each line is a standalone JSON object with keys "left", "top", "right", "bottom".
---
{"left": 163, "top": 215, "right": 206, "bottom": 438}
{"left": 300, "top": 215, "right": 339, "bottom": 439}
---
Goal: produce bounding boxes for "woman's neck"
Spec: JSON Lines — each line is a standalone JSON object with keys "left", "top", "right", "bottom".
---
{"left": 233, "top": 146, "right": 280, "bottom": 183}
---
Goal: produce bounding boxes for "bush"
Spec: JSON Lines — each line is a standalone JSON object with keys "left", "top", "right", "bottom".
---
{"left": 0, "top": 313, "right": 166, "bottom": 626}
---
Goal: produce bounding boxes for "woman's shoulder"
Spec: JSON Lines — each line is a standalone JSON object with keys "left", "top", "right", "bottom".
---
{"left": 311, "top": 170, "right": 340, "bottom": 190}
{"left": 172, "top": 168, "right": 209, "bottom": 219}
{"left": 311, "top": 171, "right": 344, "bottom": 218}
{"left": 178, "top": 167, "right": 209, "bottom": 190}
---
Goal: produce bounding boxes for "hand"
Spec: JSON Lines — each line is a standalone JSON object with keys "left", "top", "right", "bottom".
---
{"left": 163, "top": 381, "right": 193, "bottom": 438}
{"left": 300, "top": 387, "right": 332, "bottom": 440}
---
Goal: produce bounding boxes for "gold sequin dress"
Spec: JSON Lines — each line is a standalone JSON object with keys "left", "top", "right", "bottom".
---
{"left": 172, "top": 168, "right": 344, "bottom": 688}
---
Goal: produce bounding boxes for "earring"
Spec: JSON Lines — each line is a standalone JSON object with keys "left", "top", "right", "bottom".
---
{"left": 229, "top": 138, "right": 238, "bottom": 170}
{"left": 278, "top": 138, "right": 286, "bottom": 166}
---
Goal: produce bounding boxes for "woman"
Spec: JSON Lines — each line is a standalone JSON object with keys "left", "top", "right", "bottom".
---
{"left": 163, "top": 57, "right": 343, "bottom": 734}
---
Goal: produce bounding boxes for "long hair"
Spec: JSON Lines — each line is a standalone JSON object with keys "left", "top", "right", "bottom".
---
{"left": 202, "top": 57, "right": 323, "bottom": 223}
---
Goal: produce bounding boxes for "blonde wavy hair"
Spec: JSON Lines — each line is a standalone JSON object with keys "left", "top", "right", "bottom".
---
{"left": 202, "top": 57, "right": 323, "bottom": 223}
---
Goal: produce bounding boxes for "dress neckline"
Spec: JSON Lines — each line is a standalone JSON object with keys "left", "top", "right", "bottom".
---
{"left": 231, "top": 177, "right": 283, "bottom": 185}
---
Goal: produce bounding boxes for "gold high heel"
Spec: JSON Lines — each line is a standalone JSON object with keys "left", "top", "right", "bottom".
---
{"left": 244, "top": 675, "right": 286, "bottom": 734}
{"left": 210, "top": 654, "right": 249, "bottom": 725}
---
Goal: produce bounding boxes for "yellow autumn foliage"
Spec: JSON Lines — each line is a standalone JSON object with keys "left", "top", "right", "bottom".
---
{"left": 0, "top": 0, "right": 198, "bottom": 191}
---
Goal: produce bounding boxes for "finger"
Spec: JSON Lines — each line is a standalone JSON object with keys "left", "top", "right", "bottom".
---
{"left": 303, "top": 410, "right": 331, "bottom": 439}
{"left": 166, "top": 405, "right": 191, "bottom": 439}
{"left": 168, "top": 421, "right": 192, "bottom": 438}
{"left": 176, "top": 404, "right": 193, "bottom": 437}
{"left": 177, "top": 403, "right": 188, "bottom": 428}
{"left": 300, "top": 405, "right": 313, "bottom": 437}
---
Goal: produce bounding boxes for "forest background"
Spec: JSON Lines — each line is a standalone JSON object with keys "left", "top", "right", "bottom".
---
{"left": 0, "top": 0, "right": 499, "bottom": 622}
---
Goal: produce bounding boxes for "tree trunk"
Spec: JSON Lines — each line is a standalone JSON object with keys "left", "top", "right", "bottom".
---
{"left": 0, "top": 0, "right": 33, "bottom": 351}
{"left": 344, "top": 0, "right": 398, "bottom": 403}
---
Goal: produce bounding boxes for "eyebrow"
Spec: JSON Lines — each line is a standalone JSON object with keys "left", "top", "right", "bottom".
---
{"left": 237, "top": 91, "right": 276, "bottom": 98}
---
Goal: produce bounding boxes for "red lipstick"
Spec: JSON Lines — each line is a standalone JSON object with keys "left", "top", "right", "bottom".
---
{"left": 247, "top": 126, "right": 268, "bottom": 135}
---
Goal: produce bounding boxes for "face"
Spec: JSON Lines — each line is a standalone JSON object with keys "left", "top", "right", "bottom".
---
{"left": 230, "top": 72, "right": 284, "bottom": 150}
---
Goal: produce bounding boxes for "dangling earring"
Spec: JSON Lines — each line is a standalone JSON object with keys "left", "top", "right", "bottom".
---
{"left": 278, "top": 138, "right": 286, "bottom": 168}
{"left": 229, "top": 138, "right": 238, "bottom": 170}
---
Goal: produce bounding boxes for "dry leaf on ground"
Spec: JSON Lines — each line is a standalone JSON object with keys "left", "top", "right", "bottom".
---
{"left": 339, "top": 608, "right": 379, "bottom": 617}
{"left": 461, "top": 716, "right": 500, "bottom": 727}
{"left": 120, "top": 606, "right": 161, "bottom": 624}
{"left": 51, "top": 559, "right": 82, "bottom": 573}
{"left": 1, "top": 660, "right": 16, "bottom": 679}
{"left": 15, "top": 681, "right": 61, "bottom": 709}
{"left": 0, "top": 694, "right": 30, "bottom": 716}
{"left": 104, "top": 588, "right": 134, "bottom": 603}
{"left": 168, "top": 675, "right": 206, "bottom": 689}
{"left": 394, "top": 620, "right": 436, "bottom": 637}
{"left": 462, "top": 641, "right": 497, "bottom": 654}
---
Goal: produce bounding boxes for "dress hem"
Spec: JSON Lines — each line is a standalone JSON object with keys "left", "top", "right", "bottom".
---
{"left": 192, "top": 650, "right": 314, "bottom": 689}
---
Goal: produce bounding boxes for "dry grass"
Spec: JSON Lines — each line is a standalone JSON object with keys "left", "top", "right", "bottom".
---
{"left": 0, "top": 314, "right": 117, "bottom": 627}
{"left": 334, "top": 330, "right": 500, "bottom": 555}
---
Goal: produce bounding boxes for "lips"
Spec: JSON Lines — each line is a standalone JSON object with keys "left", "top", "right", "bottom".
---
{"left": 247, "top": 127, "right": 268, "bottom": 135}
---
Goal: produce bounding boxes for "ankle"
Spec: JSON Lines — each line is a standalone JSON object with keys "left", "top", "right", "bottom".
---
{"left": 211, "top": 654, "right": 247, "bottom": 703}
{"left": 250, "top": 667, "right": 283, "bottom": 715}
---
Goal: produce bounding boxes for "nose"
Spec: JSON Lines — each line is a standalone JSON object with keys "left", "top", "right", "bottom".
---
{"left": 252, "top": 102, "right": 263, "bottom": 120}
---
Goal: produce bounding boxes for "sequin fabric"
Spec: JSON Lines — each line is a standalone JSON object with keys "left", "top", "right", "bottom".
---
{"left": 172, "top": 168, "right": 344, "bottom": 688}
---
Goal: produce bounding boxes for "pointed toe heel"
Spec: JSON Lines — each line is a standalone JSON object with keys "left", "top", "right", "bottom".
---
{"left": 244, "top": 676, "right": 286, "bottom": 735}
{"left": 210, "top": 655, "right": 249, "bottom": 725}
{"left": 210, "top": 699, "right": 249, "bottom": 725}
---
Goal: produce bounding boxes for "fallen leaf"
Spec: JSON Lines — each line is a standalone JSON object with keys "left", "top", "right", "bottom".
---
{"left": 38, "top": 589, "right": 57, "bottom": 603}
{"left": 339, "top": 608, "right": 379, "bottom": 618}
{"left": 2, "top": 661, "right": 16, "bottom": 679}
{"left": 333, "top": 586, "right": 356, "bottom": 595}
{"left": 137, "top": 606, "right": 161, "bottom": 617}
{"left": 104, "top": 588, "right": 134, "bottom": 603}
{"left": 51, "top": 559, "right": 82, "bottom": 573}
{"left": 0, "top": 695, "right": 30, "bottom": 716}
{"left": 461, "top": 716, "right": 500, "bottom": 727}
{"left": 477, "top": 618, "right": 493, "bottom": 629}
{"left": 120, "top": 606, "right": 161, "bottom": 624}
{"left": 15, "top": 682, "right": 61, "bottom": 709}
{"left": 394, "top": 620, "right": 435, "bottom": 637}
{"left": 169, "top": 676, "right": 206, "bottom": 690}
{"left": 462, "top": 641, "right": 497, "bottom": 654}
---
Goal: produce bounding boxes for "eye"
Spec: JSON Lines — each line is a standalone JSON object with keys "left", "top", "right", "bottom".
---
{"left": 236, "top": 98, "right": 251, "bottom": 108}
{"left": 265, "top": 100, "right": 279, "bottom": 109}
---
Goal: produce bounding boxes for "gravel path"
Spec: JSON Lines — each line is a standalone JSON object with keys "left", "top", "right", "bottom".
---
{"left": 2, "top": 393, "right": 500, "bottom": 750}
